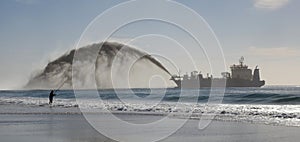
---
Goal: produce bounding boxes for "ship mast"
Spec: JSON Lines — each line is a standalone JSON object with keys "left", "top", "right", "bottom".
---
{"left": 239, "top": 56, "right": 244, "bottom": 66}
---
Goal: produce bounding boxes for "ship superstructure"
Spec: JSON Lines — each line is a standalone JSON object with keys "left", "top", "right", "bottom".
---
{"left": 171, "top": 57, "right": 265, "bottom": 88}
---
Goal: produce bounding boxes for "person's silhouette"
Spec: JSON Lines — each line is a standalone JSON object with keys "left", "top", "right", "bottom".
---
{"left": 49, "top": 90, "right": 56, "bottom": 105}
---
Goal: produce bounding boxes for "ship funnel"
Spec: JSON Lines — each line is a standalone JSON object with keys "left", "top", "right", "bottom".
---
{"left": 253, "top": 67, "right": 260, "bottom": 82}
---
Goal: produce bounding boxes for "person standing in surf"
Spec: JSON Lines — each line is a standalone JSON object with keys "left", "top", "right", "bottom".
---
{"left": 49, "top": 90, "right": 56, "bottom": 105}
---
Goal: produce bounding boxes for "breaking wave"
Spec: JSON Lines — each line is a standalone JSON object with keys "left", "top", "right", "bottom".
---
{"left": 0, "top": 95, "right": 299, "bottom": 127}
{"left": 4, "top": 83, "right": 300, "bottom": 128}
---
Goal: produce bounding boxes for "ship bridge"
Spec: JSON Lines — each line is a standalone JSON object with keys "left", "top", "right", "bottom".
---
{"left": 230, "top": 57, "right": 252, "bottom": 80}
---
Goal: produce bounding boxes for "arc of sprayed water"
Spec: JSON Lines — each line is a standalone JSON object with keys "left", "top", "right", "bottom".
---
{"left": 139, "top": 55, "right": 172, "bottom": 76}
{"left": 94, "top": 42, "right": 173, "bottom": 77}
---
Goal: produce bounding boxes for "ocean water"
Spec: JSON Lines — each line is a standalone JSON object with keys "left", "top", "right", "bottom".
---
{"left": 0, "top": 86, "right": 300, "bottom": 127}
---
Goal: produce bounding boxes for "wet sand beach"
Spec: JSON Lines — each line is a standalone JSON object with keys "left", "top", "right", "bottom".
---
{"left": 0, "top": 105, "right": 299, "bottom": 142}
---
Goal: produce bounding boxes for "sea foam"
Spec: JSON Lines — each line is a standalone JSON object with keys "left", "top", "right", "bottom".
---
{"left": 1, "top": 96, "right": 299, "bottom": 127}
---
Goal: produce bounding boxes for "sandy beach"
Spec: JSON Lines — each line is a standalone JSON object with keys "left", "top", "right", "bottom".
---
{"left": 0, "top": 104, "right": 299, "bottom": 142}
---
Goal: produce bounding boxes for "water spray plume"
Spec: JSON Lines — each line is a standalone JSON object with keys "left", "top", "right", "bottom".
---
{"left": 25, "top": 42, "right": 172, "bottom": 89}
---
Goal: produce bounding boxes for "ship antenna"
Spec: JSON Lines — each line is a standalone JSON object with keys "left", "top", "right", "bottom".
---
{"left": 239, "top": 56, "right": 244, "bottom": 66}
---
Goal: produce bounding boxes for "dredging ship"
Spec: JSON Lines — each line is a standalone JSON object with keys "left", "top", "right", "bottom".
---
{"left": 171, "top": 57, "right": 265, "bottom": 88}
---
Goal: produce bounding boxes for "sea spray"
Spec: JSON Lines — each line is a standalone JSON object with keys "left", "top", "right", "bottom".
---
{"left": 25, "top": 42, "right": 172, "bottom": 89}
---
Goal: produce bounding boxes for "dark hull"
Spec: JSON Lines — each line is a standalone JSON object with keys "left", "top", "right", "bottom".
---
{"left": 174, "top": 78, "right": 265, "bottom": 88}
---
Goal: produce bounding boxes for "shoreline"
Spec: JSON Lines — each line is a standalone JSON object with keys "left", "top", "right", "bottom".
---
{"left": 1, "top": 103, "right": 299, "bottom": 128}
{"left": 1, "top": 109, "right": 300, "bottom": 142}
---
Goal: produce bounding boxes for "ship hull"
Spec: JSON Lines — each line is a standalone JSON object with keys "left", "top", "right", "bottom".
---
{"left": 174, "top": 78, "right": 265, "bottom": 88}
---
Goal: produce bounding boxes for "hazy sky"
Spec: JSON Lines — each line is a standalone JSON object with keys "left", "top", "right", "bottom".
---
{"left": 0, "top": 0, "right": 299, "bottom": 89}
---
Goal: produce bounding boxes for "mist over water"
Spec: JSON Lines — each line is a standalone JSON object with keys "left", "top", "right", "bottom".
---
{"left": 25, "top": 42, "right": 172, "bottom": 89}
